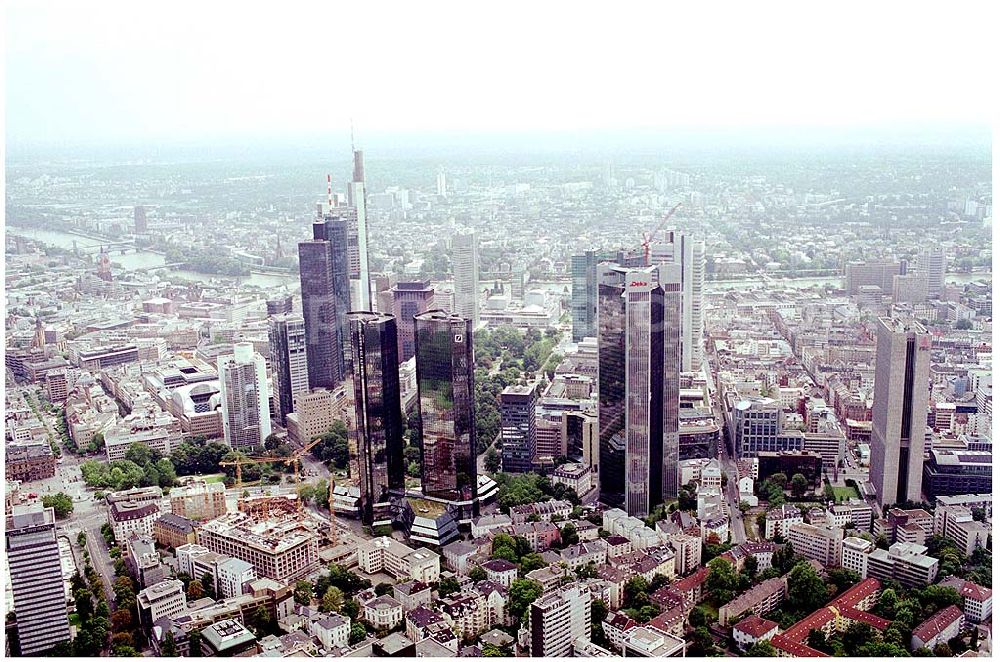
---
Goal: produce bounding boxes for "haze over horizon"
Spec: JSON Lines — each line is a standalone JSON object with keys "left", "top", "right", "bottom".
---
{"left": 6, "top": 0, "right": 998, "bottom": 152}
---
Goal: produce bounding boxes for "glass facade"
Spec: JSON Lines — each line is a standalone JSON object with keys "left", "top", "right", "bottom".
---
{"left": 349, "top": 312, "right": 405, "bottom": 524}
{"left": 268, "top": 314, "right": 309, "bottom": 426}
{"left": 298, "top": 217, "right": 352, "bottom": 387}
{"left": 598, "top": 266, "right": 627, "bottom": 508}
{"left": 414, "top": 310, "right": 477, "bottom": 508}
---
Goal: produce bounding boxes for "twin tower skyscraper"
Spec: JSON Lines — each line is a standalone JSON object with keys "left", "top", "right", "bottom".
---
{"left": 293, "top": 150, "right": 476, "bottom": 526}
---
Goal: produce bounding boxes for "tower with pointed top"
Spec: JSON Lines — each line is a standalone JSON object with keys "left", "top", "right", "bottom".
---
{"left": 97, "top": 247, "right": 113, "bottom": 282}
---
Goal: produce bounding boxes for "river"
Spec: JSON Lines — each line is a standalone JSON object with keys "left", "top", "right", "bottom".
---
{"left": 10, "top": 227, "right": 298, "bottom": 290}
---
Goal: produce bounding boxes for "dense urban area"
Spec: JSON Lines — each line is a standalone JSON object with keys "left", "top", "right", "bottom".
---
{"left": 4, "top": 139, "right": 993, "bottom": 658}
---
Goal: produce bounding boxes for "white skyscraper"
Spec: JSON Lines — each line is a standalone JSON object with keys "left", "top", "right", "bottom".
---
{"left": 436, "top": 170, "right": 447, "bottom": 197}
{"left": 917, "top": 247, "right": 946, "bottom": 299}
{"left": 529, "top": 584, "right": 591, "bottom": 657}
{"left": 452, "top": 230, "right": 480, "bottom": 328}
{"left": 347, "top": 150, "right": 372, "bottom": 310}
{"left": 650, "top": 230, "right": 706, "bottom": 372}
{"left": 218, "top": 342, "right": 271, "bottom": 450}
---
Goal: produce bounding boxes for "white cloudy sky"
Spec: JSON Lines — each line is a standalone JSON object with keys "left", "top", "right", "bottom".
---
{"left": 5, "top": 0, "right": 997, "bottom": 144}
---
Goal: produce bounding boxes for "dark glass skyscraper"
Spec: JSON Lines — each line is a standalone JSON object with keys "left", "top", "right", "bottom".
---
{"left": 298, "top": 215, "right": 352, "bottom": 388}
{"left": 571, "top": 250, "right": 601, "bottom": 342}
{"left": 501, "top": 384, "right": 537, "bottom": 473}
{"left": 598, "top": 263, "right": 681, "bottom": 515}
{"left": 414, "top": 310, "right": 477, "bottom": 509}
{"left": 348, "top": 311, "right": 405, "bottom": 525}
{"left": 268, "top": 314, "right": 309, "bottom": 426}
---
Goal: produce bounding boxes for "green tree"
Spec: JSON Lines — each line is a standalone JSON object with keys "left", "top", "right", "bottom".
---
{"left": 349, "top": 623, "right": 367, "bottom": 644}
{"left": 188, "top": 629, "right": 203, "bottom": 657}
{"left": 162, "top": 631, "right": 177, "bottom": 657}
{"left": 519, "top": 553, "right": 545, "bottom": 573}
{"left": 745, "top": 640, "right": 777, "bottom": 656}
{"left": 468, "top": 566, "right": 487, "bottom": 582}
{"left": 561, "top": 523, "right": 579, "bottom": 546}
{"left": 294, "top": 580, "right": 313, "bottom": 606}
{"left": 624, "top": 576, "right": 651, "bottom": 609}
{"left": 484, "top": 447, "right": 501, "bottom": 473}
{"left": 790, "top": 473, "right": 809, "bottom": 498}
{"left": 322, "top": 586, "right": 345, "bottom": 613}
{"left": 186, "top": 579, "right": 205, "bottom": 600}
{"left": 42, "top": 492, "right": 74, "bottom": 518}
{"left": 787, "top": 561, "right": 828, "bottom": 614}
{"left": 438, "top": 577, "right": 461, "bottom": 598}
{"left": 508, "top": 579, "right": 544, "bottom": 625}
{"left": 707, "top": 557, "right": 740, "bottom": 604}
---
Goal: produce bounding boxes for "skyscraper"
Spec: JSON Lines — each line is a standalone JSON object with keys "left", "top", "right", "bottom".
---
{"left": 452, "top": 231, "right": 480, "bottom": 328}
{"left": 268, "top": 314, "right": 309, "bottom": 426}
{"left": 218, "top": 342, "right": 271, "bottom": 450}
{"left": 134, "top": 205, "right": 148, "bottom": 234}
{"left": 348, "top": 312, "right": 405, "bottom": 525}
{"left": 571, "top": 250, "right": 602, "bottom": 342}
{"left": 660, "top": 263, "right": 683, "bottom": 499}
{"left": 391, "top": 280, "right": 435, "bottom": 362}
{"left": 650, "top": 230, "right": 706, "bottom": 372}
{"left": 414, "top": 310, "right": 477, "bottom": 510}
{"left": 917, "top": 247, "right": 946, "bottom": 299}
{"left": 598, "top": 264, "right": 681, "bottom": 515}
{"left": 5, "top": 506, "right": 71, "bottom": 655}
{"left": 346, "top": 150, "right": 372, "bottom": 311}
{"left": 501, "top": 384, "right": 537, "bottom": 474}
{"left": 436, "top": 170, "right": 447, "bottom": 197}
{"left": 529, "top": 584, "right": 591, "bottom": 657}
{"left": 299, "top": 215, "right": 352, "bottom": 387}
{"left": 870, "top": 318, "right": 931, "bottom": 509}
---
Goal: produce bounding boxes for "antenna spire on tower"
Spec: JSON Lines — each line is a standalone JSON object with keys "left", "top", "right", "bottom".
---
{"left": 327, "top": 174, "right": 333, "bottom": 208}
{"left": 350, "top": 118, "right": 355, "bottom": 153}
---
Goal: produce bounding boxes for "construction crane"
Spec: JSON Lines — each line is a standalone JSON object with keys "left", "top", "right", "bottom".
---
{"left": 640, "top": 202, "right": 683, "bottom": 265}
{"left": 219, "top": 436, "right": 323, "bottom": 512}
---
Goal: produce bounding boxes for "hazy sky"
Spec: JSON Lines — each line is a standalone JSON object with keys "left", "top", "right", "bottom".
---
{"left": 6, "top": 1, "right": 997, "bottom": 146}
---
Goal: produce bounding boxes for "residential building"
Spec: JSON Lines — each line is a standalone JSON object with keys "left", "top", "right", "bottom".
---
{"left": 938, "top": 577, "right": 993, "bottom": 623}
{"left": 348, "top": 312, "right": 405, "bottom": 525}
{"left": 841, "top": 536, "right": 874, "bottom": 577}
{"left": 125, "top": 535, "right": 167, "bottom": 588}
{"left": 217, "top": 342, "right": 271, "bottom": 450}
{"left": 137, "top": 579, "right": 187, "bottom": 628}
{"left": 500, "top": 384, "right": 537, "bottom": 474}
{"left": 310, "top": 613, "right": 350, "bottom": 650}
{"left": 732, "top": 615, "right": 779, "bottom": 651}
{"left": 357, "top": 536, "right": 441, "bottom": 583}
{"left": 718, "top": 576, "right": 787, "bottom": 625}
{"left": 364, "top": 595, "right": 403, "bottom": 630}
{"left": 5, "top": 506, "right": 71, "bottom": 655}
{"left": 268, "top": 314, "right": 309, "bottom": 425}
{"left": 529, "top": 584, "right": 591, "bottom": 657}
{"left": 865, "top": 542, "right": 939, "bottom": 589}
{"left": 787, "top": 522, "right": 843, "bottom": 567}
{"left": 764, "top": 504, "right": 803, "bottom": 539}
{"left": 911, "top": 605, "right": 964, "bottom": 651}
{"left": 870, "top": 318, "right": 931, "bottom": 508}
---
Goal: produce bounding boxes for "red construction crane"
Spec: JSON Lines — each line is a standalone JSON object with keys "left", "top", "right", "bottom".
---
{"left": 640, "top": 202, "right": 682, "bottom": 265}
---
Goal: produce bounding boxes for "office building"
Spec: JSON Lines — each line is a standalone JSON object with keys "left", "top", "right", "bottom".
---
{"left": 348, "top": 311, "right": 405, "bottom": 525}
{"left": 529, "top": 584, "right": 591, "bottom": 657}
{"left": 197, "top": 512, "right": 320, "bottom": 584}
{"left": 500, "top": 384, "right": 537, "bottom": 473}
{"left": 452, "top": 231, "right": 480, "bottom": 328}
{"left": 347, "top": 150, "right": 372, "bottom": 311}
{"left": 136, "top": 579, "right": 187, "bottom": 628}
{"left": 597, "top": 264, "right": 680, "bottom": 515}
{"left": 265, "top": 295, "right": 293, "bottom": 317}
{"left": 268, "top": 314, "right": 309, "bottom": 426}
{"left": 286, "top": 385, "right": 352, "bottom": 446}
{"left": 5, "top": 506, "right": 71, "bottom": 655}
{"left": 841, "top": 536, "right": 875, "bottom": 577}
{"left": 391, "top": 280, "right": 435, "bottom": 362}
{"left": 571, "top": 250, "right": 604, "bottom": 342}
{"left": 933, "top": 505, "right": 991, "bottom": 556}
{"left": 134, "top": 204, "right": 148, "bottom": 234}
{"left": 787, "top": 522, "right": 843, "bottom": 567}
{"left": 865, "top": 542, "right": 939, "bottom": 588}
{"left": 870, "top": 318, "right": 931, "bottom": 509}
{"left": 844, "top": 259, "right": 904, "bottom": 295}
{"left": 917, "top": 247, "right": 946, "bottom": 299}
{"left": 649, "top": 230, "right": 706, "bottom": 371}
{"left": 298, "top": 215, "right": 351, "bottom": 388}
{"left": 218, "top": 343, "right": 271, "bottom": 450}
{"left": 922, "top": 448, "right": 992, "bottom": 499}
{"left": 5, "top": 442, "right": 56, "bottom": 482}
{"left": 414, "top": 311, "right": 477, "bottom": 510}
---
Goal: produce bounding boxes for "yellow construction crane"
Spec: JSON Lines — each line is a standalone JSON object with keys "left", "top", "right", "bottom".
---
{"left": 219, "top": 437, "right": 323, "bottom": 512}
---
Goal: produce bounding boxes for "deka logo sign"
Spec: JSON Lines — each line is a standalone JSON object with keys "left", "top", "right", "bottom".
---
{"left": 629, "top": 281, "right": 648, "bottom": 287}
